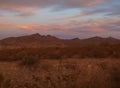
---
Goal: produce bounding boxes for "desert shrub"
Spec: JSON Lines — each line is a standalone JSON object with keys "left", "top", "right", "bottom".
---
{"left": 42, "top": 74, "right": 77, "bottom": 88}
{"left": 0, "top": 73, "right": 12, "bottom": 88}
{"left": 109, "top": 67, "right": 120, "bottom": 88}
{"left": 99, "top": 61, "right": 108, "bottom": 70}
{"left": 20, "top": 55, "right": 39, "bottom": 68}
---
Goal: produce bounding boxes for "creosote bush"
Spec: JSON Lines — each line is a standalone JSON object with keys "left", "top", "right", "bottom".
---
{"left": 20, "top": 55, "right": 39, "bottom": 67}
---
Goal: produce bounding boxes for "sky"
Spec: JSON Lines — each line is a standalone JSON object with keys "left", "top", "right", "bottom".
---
{"left": 0, "top": 0, "right": 120, "bottom": 39}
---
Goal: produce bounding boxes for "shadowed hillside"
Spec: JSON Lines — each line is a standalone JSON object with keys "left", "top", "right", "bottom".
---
{"left": 0, "top": 33, "right": 120, "bottom": 48}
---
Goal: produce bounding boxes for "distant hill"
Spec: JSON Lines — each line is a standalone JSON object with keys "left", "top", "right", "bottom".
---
{"left": 81, "top": 36, "right": 120, "bottom": 45}
{"left": 0, "top": 33, "right": 120, "bottom": 48}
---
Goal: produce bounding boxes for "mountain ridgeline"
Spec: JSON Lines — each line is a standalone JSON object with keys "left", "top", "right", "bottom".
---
{"left": 0, "top": 33, "right": 120, "bottom": 48}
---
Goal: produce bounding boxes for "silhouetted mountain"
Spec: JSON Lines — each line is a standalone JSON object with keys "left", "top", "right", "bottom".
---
{"left": 82, "top": 36, "right": 120, "bottom": 45}
{"left": 0, "top": 33, "right": 120, "bottom": 48}
{"left": 0, "top": 33, "right": 64, "bottom": 47}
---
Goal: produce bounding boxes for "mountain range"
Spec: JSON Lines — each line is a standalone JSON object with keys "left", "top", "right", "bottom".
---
{"left": 0, "top": 33, "right": 120, "bottom": 48}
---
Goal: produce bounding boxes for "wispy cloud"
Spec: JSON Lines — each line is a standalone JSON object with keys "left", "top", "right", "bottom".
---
{"left": 1, "top": 17, "right": 119, "bottom": 33}
{"left": 0, "top": 0, "right": 120, "bottom": 39}
{"left": 0, "top": 0, "right": 105, "bottom": 16}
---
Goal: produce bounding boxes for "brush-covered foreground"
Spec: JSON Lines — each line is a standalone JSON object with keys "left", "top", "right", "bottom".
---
{"left": 0, "top": 44, "right": 120, "bottom": 88}
{"left": 0, "top": 59, "right": 120, "bottom": 88}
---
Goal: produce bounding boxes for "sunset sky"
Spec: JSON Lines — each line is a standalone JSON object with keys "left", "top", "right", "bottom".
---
{"left": 0, "top": 0, "right": 120, "bottom": 39}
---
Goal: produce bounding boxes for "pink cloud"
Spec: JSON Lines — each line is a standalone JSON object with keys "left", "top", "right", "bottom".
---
{"left": 0, "top": 17, "right": 120, "bottom": 34}
{"left": 0, "top": 22, "right": 18, "bottom": 28}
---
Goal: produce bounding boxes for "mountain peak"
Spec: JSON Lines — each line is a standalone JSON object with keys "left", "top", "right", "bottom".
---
{"left": 72, "top": 38, "right": 80, "bottom": 41}
{"left": 107, "top": 37, "right": 116, "bottom": 39}
{"left": 46, "top": 35, "right": 54, "bottom": 37}
{"left": 85, "top": 36, "right": 104, "bottom": 40}
{"left": 31, "top": 33, "right": 41, "bottom": 37}
{"left": 92, "top": 36, "right": 103, "bottom": 39}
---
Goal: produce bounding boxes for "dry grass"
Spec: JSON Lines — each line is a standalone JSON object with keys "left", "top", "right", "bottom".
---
{"left": 0, "top": 59, "right": 120, "bottom": 88}
{"left": 0, "top": 44, "right": 120, "bottom": 88}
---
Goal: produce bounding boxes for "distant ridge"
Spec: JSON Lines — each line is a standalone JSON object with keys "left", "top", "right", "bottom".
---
{"left": 0, "top": 33, "right": 120, "bottom": 48}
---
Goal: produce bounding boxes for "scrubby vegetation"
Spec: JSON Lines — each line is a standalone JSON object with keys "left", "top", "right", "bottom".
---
{"left": 0, "top": 59, "right": 120, "bottom": 88}
{"left": 0, "top": 43, "right": 120, "bottom": 88}
{"left": 0, "top": 43, "right": 120, "bottom": 62}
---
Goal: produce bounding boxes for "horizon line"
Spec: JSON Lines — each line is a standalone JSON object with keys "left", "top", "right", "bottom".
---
{"left": 0, "top": 33, "right": 120, "bottom": 41}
